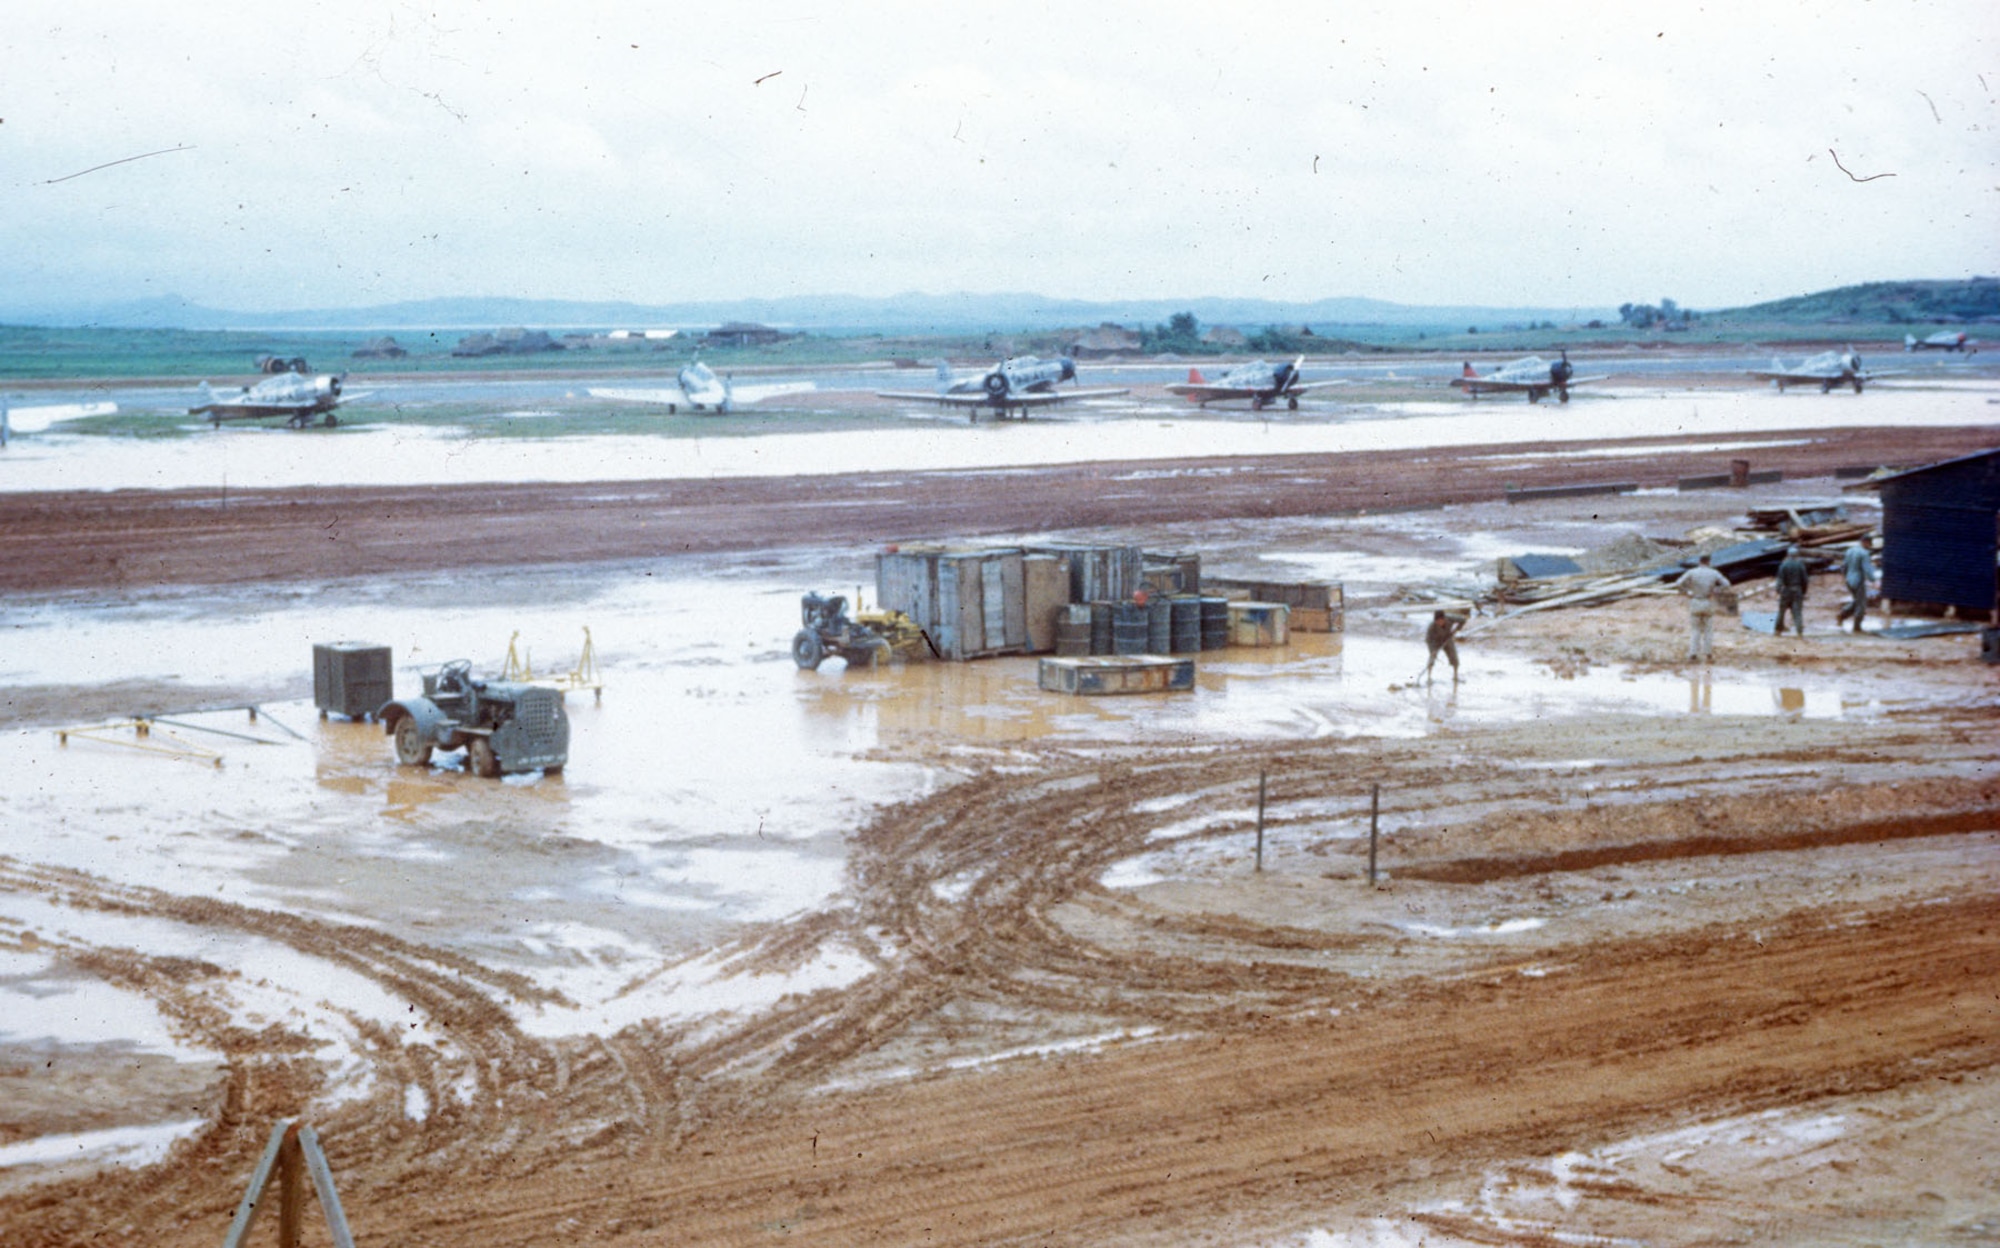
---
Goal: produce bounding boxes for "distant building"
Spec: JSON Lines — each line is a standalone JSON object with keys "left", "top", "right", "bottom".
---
{"left": 1065, "top": 322, "right": 1142, "bottom": 358}
{"left": 1865, "top": 447, "right": 2000, "bottom": 620}
{"left": 351, "top": 335, "right": 408, "bottom": 359}
{"left": 451, "top": 327, "right": 565, "bottom": 356}
{"left": 700, "top": 322, "right": 794, "bottom": 348}
{"left": 1201, "top": 325, "right": 1248, "bottom": 349}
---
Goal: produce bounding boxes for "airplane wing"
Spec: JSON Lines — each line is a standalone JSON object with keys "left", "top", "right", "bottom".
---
{"left": 1165, "top": 383, "right": 1259, "bottom": 402}
{"left": 1449, "top": 377, "right": 1535, "bottom": 394}
{"left": 1003, "top": 387, "right": 1130, "bottom": 406}
{"left": 4, "top": 400, "right": 117, "bottom": 433}
{"left": 589, "top": 386, "right": 689, "bottom": 406}
{"left": 877, "top": 387, "right": 1127, "bottom": 407}
{"left": 726, "top": 380, "right": 817, "bottom": 405}
{"left": 875, "top": 388, "right": 967, "bottom": 403}
{"left": 1169, "top": 379, "right": 1346, "bottom": 403}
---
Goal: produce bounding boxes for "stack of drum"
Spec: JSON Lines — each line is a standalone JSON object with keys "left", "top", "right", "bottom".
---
{"left": 1054, "top": 594, "right": 1234, "bottom": 656}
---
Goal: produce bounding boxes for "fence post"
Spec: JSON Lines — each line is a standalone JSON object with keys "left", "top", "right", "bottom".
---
{"left": 1367, "top": 782, "right": 1380, "bottom": 886}
{"left": 1254, "top": 768, "right": 1267, "bottom": 872}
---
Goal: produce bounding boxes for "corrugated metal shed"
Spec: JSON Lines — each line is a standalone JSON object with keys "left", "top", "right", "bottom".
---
{"left": 1865, "top": 448, "right": 2000, "bottom": 612}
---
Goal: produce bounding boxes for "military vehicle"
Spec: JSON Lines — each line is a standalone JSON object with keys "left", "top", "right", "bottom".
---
{"left": 379, "top": 659, "right": 569, "bottom": 777}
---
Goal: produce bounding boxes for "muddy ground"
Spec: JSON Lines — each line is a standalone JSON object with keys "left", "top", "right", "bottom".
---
{"left": 1, "top": 398, "right": 1998, "bottom": 1245}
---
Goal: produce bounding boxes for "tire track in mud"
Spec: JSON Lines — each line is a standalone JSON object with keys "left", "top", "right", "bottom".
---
{"left": 0, "top": 857, "right": 603, "bottom": 1244}
{"left": 401, "top": 890, "right": 2000, "bottom": 1247}
{"left": 2, "top": 708, "right": 1996, "bottom": 1244}
{"left": 701, "top": 716, "right": 2000, "bottom": 1086}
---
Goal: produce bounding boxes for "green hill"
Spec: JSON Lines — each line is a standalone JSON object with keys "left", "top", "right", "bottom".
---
{"left": 1710, "top": 278, "right": 1999, "bottom": 325}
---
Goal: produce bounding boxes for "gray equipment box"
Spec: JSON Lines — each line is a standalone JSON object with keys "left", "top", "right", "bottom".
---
{"left": 314, "top": 642, "right": 393, "bottom": 719}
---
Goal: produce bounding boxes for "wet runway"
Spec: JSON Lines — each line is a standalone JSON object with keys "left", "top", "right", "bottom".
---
{"left": 5, "top": 382, "right": 1997, "bottom": 493}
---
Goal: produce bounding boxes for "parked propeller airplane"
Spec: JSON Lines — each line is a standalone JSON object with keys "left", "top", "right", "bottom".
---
{"left": 190, "top": 369, "right": 357, "bottom": 428}
{"left": 1904, "top": 330, "right": 1977, "bottom": 353}
{"left": 1449, "top": 351, "right": 1602, "bottom": 403}
{"left": 1748, "top": 348, "right": 1876, "bottom": 394}
{"left": 1165, "top": 356, "right": 1344, "bottom": 410}
{"left": 877, "top": 356, "right": 1127, "bottom": 420}
{"left": 0, "top": 398, "right": 118, "bottom": 446}
{"left": 589, "top": 359, "right": 815, "bottom": 414}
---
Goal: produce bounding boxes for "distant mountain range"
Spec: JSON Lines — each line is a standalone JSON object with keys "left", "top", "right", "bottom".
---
{"left": 7, "top": 279, "right": 1991, "bottom": 333}
{"left": 1703, "top": 278, "right": 1999, "bottom": 325}
{"left": 0, "top": 291, "right": 1617, "bottom": 334}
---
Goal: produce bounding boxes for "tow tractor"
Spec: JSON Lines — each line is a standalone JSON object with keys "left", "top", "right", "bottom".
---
{"left": 791, "top": 592, "right": 928, "bottom": 670}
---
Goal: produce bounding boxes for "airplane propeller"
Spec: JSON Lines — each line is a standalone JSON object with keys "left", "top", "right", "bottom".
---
{"left": 1550, "top": 349, "right": 1575, "bottom": 387}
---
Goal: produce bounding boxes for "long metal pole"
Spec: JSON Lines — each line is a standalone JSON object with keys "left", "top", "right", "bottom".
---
{"left": 1368, "top": 782, "right": 1380, "bottom": 886}
{"left": 1255, "top": 768, "right": 1267, "bottom": 872}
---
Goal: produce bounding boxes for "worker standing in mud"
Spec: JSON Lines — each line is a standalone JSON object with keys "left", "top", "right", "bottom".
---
{"left": 1424, "top": 610, "right": 1464, "bottom": 682}
{"left": 1674, "top": 553, "right": 1730, "bottom": 663}
{"left": 1776, "top": 544, "right": 1810, "bottom": 636}
{"left": 1836, "top": 540, "right": 1878, "bottom": 632}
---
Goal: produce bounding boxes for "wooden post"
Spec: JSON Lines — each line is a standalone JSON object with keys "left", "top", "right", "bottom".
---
{"left": 1367, "top": 782, "right": 1380, "bottom": 886}
{"left": 1254, "top": 768, "right": 1267, "bottom": 872}
{"left": 278, "top": 1124, "right": 304, "bottom": 1248}
{"left": 221, "top": 1119, "right": 357, "bottom": 1248}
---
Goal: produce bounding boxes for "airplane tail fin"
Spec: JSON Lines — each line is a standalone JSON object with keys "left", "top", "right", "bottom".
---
{"left": 1904, "top": 334, "right": 1917, "bottom": 351}
{"left": 1187, "top": 368, "right": 1206, "bottom": 385}
{"left": 935, "top": 359, "right": 955, "bottom": 392}
{"left": 1461, "top": 362, "right": 1478, "bottom": 378}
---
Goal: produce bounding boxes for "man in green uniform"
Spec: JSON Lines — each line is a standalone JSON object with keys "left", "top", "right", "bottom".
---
{"left": 1775, "top": 545, "right": 1810, "bottom": 637}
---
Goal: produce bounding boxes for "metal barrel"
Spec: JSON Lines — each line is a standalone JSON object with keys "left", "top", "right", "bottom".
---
{"left": 1170, "top": 597, "right": 1203, "bottom": 653}
{"left": 1112, "top": 602, "right": 1149, "bottom": 656}
{"left": 1089, "top": 602, "right": 1113, "bottom": 656}
{"left": 1199, "top": 596, "right": 1229, "bottom": 650}
{"left": 1146, "top": 597, "right": 1173, "bottom": 653}
{"left": 1055, "top": 618, "right": 1093, "bottom": 657}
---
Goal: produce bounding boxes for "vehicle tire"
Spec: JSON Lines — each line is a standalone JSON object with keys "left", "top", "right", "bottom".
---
{"left": 793, "top": 629, "right": 825, "bottom": 670}
{"left": 393, "top": 715, "right": 433, "bottom": 766}
{"left": 1287, "top": 397, "right": 1299, "bottom": 410}
{"left": 289, "top": 357, "right": 309, "bottom": 373}
{"left": 468, "top": 736, "right": 500, "bottom": 778}
{"left": 323, "top": 412, "right": 338, "bottom": 427}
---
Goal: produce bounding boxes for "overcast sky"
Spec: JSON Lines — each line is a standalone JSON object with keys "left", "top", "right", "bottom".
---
{"left": 4, "top": 1, "right": 1995, "bottom": 314}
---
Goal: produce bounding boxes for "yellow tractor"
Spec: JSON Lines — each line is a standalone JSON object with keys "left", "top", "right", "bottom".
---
{"left": 791, "top": 592, "right": 930, "bottom": 670}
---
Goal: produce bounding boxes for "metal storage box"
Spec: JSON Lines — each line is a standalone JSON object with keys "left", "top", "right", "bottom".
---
{"left": 313, "top": 642, "right": 392, "bottom": 720}
{"left": 1038, "top": 655, "right": 1196, "bottom": 695}
{"left": 1206, "top": 578, "right": 1344, "bottom": 631}
{"left": 1029, "top": 544, "right": 1143, "bottom": 604}
{"left": 1142, "top": 551, "right": 1201, "bottom": 596}
{"left": 1226, "top": 601, "right": 1291, "bottom": 647}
